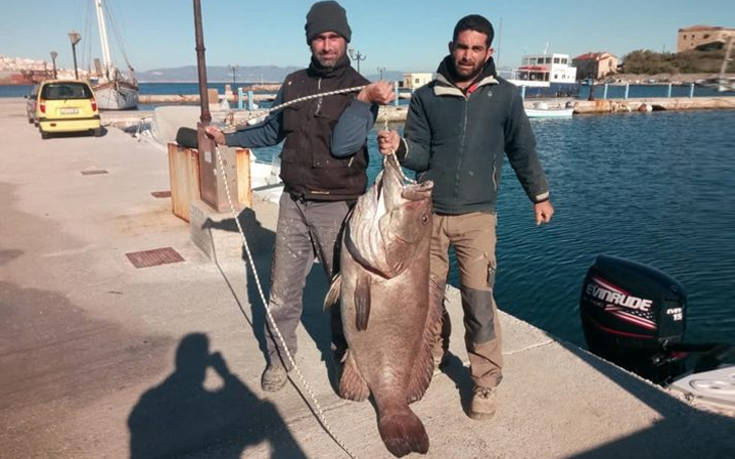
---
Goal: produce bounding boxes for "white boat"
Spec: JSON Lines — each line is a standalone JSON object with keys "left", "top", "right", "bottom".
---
{"left": 91, "top": 0, "right": 138, "bottom": 110}
{"left": 669, "top": 365, "right": 735, "bottom": 415}
{"left": 525, "top": 102, "right": 574, "bottom": 119}
{"left": 507, "top": 52, "right": 580, "bottom": 97}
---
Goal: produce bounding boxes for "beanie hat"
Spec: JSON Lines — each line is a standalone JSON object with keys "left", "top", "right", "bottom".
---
{"left": 305, "top": 1, "right": 351, "bottom": 44}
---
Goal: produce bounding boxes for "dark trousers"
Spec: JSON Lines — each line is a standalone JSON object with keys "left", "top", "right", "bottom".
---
{"left": 265, "top": 193, "right": 350, "bottom": 367}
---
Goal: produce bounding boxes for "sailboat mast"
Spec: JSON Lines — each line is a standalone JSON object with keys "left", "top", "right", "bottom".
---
{"left": 95, "top": 0, "right": 113, "bottom": 78}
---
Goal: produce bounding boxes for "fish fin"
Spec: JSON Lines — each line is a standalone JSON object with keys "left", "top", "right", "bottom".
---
{"left": 406, "top": 277, "right": 444, "bottom": 403}
{"left": 324, "top": 273, "right": 342, "bottom": 310}
{"left": 377, "top": 407, "right": 429, "bottom": 457}
{"left": 354, "top": 274, "right": 371, "bottom": 331}
{"left": 338, "top": 350, "right": 369, "bottom": 401}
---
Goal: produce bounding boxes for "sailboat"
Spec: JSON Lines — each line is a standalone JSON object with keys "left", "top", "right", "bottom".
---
{"left": 91, "top": 0, "right": 138, "bottom": 110}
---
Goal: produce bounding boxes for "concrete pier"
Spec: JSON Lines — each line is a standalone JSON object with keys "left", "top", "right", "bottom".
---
{"left": 2, "top": 97, "right": 734, "bottom": 458}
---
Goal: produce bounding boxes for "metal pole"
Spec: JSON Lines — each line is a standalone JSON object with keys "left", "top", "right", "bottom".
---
{"left": 50, "top": 51, "right": 58, "bottom": 79}
{"left": 667, "top": 83, "right": 672, "bottom": 98}
{"left": 624, "top": 82, "right": 630, "bottom": 99}
{"left": 247, "top": 90, "right": 254, "bottom": 111}
{"left": 238, "top": 87, "right": 244, "bottom": 110}
{"left": 68, "top": 32, "right": 81, "bottom": 80}
{"left": 603, "top": 83, "right": 608, "bottom": 99}
{"left": 521, "top": 85, "right": 526, "bottom": 99}
{"left": 193, "top": 0, "right": 210, "bottom": 124}
{"left": 393, "top": 80, "right": 399, "bottom": 107}
{"left": 587, "top": 78, "right": 595, "bottom": 101}
{"left": 689, "top": 83, "right": 695, "bottom": 98}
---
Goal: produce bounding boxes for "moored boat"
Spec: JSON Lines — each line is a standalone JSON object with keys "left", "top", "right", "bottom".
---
{"left": 90, "top": 0, "right": 138, "bottom": 110}
{"left": 508, "top": 52, "right": 580, "bottom": 97}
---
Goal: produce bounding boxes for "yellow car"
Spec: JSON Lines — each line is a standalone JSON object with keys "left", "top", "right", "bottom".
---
{"left": 36, "top": 80, "right": 102, "bottom": 139}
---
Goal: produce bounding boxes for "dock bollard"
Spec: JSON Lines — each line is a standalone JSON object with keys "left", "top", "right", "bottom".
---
{"left": 624, "top": 83, "right": 630, "bottom": 99}
{"left": 394, "top": 81, "right": 399, "bottom": 107}
{"left": 689, "top": 83, "right": 695, "bottom": 98}
{"left": 603, "top": 83, "right": 608, "bottom": 99}
{"left": 238, "top": 88, "right": 244, "bottom": 110}
{"left": 667, "top": 83, "right": 672, "bottom": 98}
{"left": 247, "top": 90, "right": 254, "bottom": 110}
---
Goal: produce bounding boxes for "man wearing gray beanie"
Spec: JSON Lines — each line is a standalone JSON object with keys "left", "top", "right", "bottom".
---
{"left": 207, "top": 1, "right": 394, "bottom": 393}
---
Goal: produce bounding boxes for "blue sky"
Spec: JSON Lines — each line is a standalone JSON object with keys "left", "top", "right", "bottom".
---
{"left": 1, "top": 0, "right": 733, "bottom": 74}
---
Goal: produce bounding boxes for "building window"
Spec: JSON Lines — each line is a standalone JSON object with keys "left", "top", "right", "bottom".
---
{"left": 703, "top": 34, "right": 710, "bottom": 39}
{"left": 545, "top": 57, "right": 552, "bottom": 64}
{"left": 414, "top": 78, "right": 420, "bottom": 84}
{"left": 554, "top": 57, "right": 560, "bottom": 64}
{"left": 562, "top": 58, "right": 567, "bottom": 64}
{"left": 683, "top": 34, "right": 687, "bottom": 39}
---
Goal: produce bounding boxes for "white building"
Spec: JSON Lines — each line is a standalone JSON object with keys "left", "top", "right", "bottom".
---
{"left": 402, "top": 72, "right": 433, "bottom": 90}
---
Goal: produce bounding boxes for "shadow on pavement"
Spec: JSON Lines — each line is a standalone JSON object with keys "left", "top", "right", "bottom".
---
{"left": 205, "top": 207, "right": 342, "bottom": 393}
{"left": 128, "top": 333, "right": 306, "bottom": 458}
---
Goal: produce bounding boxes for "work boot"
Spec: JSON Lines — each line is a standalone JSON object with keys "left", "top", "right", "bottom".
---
{"left": 469, "top": 386, "right": 497, "bottom": 420}
{"left": 261, "top": 361, "right": 288, "bottom": 392}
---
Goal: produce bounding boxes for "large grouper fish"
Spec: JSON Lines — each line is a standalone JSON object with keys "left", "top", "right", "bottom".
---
{"left": 325, "top": 153, "right": 440, "bottom": 457}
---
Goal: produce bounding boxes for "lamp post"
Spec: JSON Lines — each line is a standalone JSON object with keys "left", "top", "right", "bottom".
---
{"left": 50, "top": 51, "right": 58, "bottom": 79}
{"left": 228, "top": 64, "right": 239, "bottom": 87}
{"left": 68, "top": 31, "right": 81, "bottom": 79}
{"left": 377, "top": 66, "right": 386, "bottom": 80}
{"left": 348, "top": 48, "right": 366, "bottom": 74}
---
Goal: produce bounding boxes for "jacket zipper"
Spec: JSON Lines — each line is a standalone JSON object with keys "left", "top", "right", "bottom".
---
{"left": 453, "top": 94, "right": 469, "bottom": 210}
{"left": 315, "top": 78, "right": 323, "bottom": 115}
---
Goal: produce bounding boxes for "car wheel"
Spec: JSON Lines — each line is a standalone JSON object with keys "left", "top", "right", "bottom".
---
{"left": 93, "top": 127, "right": 104, "bottom": 137}
{"left": 27, "top": 117, "right": 33, "bottom": 124}
{"left": 40, "top": 129, "right": 50, "bottom": 139}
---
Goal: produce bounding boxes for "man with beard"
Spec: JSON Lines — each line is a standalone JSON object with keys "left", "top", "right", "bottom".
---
{"left": 377, "top": 14, "right": 554, "bottom": 420}
{"left": 206, "top": 1, "right": 394, "bottom": 393}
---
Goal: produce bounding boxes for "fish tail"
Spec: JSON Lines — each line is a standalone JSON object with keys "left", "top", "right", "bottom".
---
{"left": 377, "top": 407, "right": 429, "bottom": 457}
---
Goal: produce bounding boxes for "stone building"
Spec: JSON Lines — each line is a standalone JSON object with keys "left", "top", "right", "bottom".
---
{"left": 677, "top": 25, "right": 735, "bottom": 52}
{"left": 572, "top": 52, "right": 619, "bottom": 80}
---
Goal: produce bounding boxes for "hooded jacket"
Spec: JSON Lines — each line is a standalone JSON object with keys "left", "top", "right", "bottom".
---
{"left": 397, "top": 56, "right": 550, "bottom": 214}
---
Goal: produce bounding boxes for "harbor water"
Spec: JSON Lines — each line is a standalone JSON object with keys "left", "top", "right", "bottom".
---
{"left": 249, "top": 110, "right": 735, "bottom": 349}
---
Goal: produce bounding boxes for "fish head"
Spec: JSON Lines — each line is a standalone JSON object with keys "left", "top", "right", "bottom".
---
{"left": 347, "top": 154, "right": 433, "bottom": 278}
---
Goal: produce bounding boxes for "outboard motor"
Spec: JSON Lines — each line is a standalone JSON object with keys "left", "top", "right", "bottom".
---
{"left": 580, "top": 255, "right": 688, "bottom": 384}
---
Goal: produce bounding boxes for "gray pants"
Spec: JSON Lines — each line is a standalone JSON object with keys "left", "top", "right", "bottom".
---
{"left": 265, "top": 193, "right": 351, "bottom": 366}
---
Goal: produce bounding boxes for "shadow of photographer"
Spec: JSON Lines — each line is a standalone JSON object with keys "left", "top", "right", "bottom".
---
{"left": 127, "top": 333, "right": 306, "bottom": 458}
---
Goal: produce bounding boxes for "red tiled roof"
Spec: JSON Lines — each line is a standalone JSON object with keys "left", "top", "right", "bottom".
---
{"left": 573, "top": 52, "right": 616, "bottom": 61}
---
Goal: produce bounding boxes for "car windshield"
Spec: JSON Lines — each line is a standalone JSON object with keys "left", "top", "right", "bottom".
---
{"left": 41, "top": 83, "right": 92, "bottom": 100}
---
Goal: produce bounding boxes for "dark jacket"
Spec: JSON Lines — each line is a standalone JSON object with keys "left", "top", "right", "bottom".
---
{"left": 398, "top": 57, "right": 550, "bottom": 214}
{"left": 278, "top": 62, "right": 370, "bottom": 200}
{"left": 224, "top": 57, "right": 374, "bottom": 201}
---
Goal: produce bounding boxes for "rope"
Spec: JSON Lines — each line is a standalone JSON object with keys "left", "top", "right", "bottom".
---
{"left": 214, "top": 146, "right": 357, "bottom": 459}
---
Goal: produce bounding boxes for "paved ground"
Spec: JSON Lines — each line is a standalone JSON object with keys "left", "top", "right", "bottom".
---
{"left": 1, "top": 98, "right": 734, "bottom": 458}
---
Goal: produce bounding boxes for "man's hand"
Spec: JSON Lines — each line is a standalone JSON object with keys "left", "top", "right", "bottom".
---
{"left": 204, "top": 126, "right": 226, "bottom": 145}
{"left": 534, "top": 200, "right": 554, "bottom": 225}
{"left": 357, "top": 81, "right": 396, "bottom": 105}
{"left": 377, "top": 130, "right": 400, "bottom": 155}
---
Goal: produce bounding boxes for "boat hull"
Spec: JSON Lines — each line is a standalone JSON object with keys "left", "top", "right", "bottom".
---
{"left": 525, "top": 107, "right": 574, "bottom": 119}
{"left": 93, "top": 81, "right": 138, "bottom": 110}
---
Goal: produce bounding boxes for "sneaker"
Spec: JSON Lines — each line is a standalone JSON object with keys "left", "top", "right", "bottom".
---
{"left": 469, "top": 386, "right": 497, "bottom": 420}
{"left": 261, "top": 361, "right": 288, "bottom": 392}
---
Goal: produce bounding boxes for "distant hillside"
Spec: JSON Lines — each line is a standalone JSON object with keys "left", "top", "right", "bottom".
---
{"left": 137, "top": 65, "right": 407, "bottom": 83}
{"left": 137, "top": 65, "right": 300, "bottom": 83}
{"left": 622, "top": 48, "right": 733, "bottom": 74}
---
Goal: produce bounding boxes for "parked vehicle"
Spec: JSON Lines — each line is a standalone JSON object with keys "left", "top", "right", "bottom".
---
{"left": 36, "top": 80, "right": 102, "bottom": 139}
{"left": 25, "top": 84, "right": 39, "bottom": 125}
